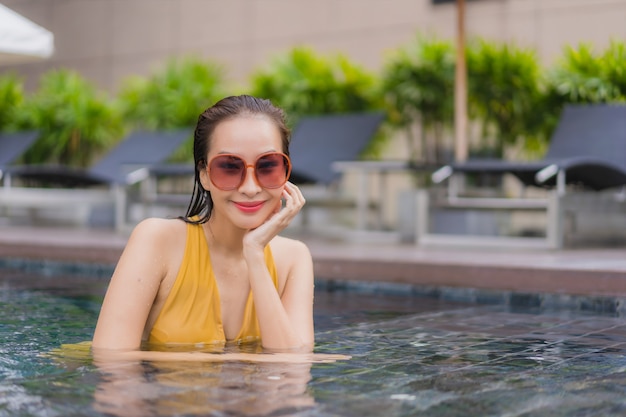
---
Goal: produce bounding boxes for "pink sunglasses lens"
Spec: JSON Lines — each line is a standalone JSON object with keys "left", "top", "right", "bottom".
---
{"left": 255, "top": 153, "right": 290, "bottom": 188}
{"left": 210, "top": 155, "right": 245, "bottom": 190}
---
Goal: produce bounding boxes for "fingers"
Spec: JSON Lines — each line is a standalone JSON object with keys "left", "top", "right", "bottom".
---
{"left": 282, "top": 182, "right": 306, "bottom": 211}
{"left": 243, "top": 183, "right": 306, "bottom": 249}
{"left": 275, "top": 183, "right": 305, "bottom": 225}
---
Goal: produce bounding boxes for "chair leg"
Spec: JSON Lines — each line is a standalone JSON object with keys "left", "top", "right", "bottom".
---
{"left": 114, "top": 185, "right": 127, "bottom": 233}
{"left": 415, "top": 189, "right": 429, "bottom": 244}
{"left": 546, "top": 191, "right": 563, "bottom": 249}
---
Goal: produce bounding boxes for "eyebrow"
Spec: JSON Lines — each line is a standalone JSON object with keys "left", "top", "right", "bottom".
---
{"left": 215, "top": 149, "right": 279, "bottom": 156}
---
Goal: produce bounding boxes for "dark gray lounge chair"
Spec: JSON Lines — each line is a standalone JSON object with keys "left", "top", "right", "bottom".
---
{"left": 5, "top": 129, "right": 190, "bottom": 187}
{"left": 288, "top": 112, "right": 386, "bottom": 185}
{"left": 286, "top": 112, "right": 390, "bottom": 232}
{"left": 433, "top": 104, "right": 626, "bottom": 193}
{"left": 1, "top": 129, "right": 190, "bottom": 230}
{"left": 419, "top": 104, "right": 626, "bottom": 249}
{"left": 0, "top": 130, "right": 39, "bottom": 182}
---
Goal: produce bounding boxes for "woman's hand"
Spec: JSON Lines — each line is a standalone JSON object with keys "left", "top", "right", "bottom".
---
{"left": 242, "top": 182, "right": 313, "bottom": 351}
{"left": 243, "top": 182, "right": 305, "bottom": 252}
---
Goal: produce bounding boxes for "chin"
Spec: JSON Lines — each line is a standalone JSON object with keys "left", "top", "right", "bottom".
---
{"left": 233, "top": 213, "right": 270, "bottom": 231}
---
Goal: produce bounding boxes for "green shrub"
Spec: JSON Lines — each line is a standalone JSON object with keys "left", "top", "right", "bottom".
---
{"left": 545, "top": 42, "right": 623, "bottom": 105}
{"left": 18, "top": 69, "right": 123, "bottom": 167}
{"left": 601, "top": 40, "right": 626, "bottom": 96}
{"left": 0, "top": 73, "right": 26, "bottom": 131}
{"left": 117, "top": 56, "right": 227, "bottom": 131}
{"left": 250, "top": 47, "right": 381, "bottom": 122}
{"left": 529, "top": 41, "right": 626, "bottom": 155}
{"left": 249, "top": 46, "right": 384, "bottom": 156}
{"left": 381, "top": 35, "right": 455, "bottom": 163}
{"left": 466, "top": 39, "right": 544, "bottom": 158}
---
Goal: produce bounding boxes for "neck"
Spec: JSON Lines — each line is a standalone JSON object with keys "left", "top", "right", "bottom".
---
{"left": 204, "top": 217, "right": 246, "bottom": 254}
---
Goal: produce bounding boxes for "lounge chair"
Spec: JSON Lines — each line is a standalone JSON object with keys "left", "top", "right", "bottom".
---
{"left": 0, "top": 130, "right": 39, "bottom": 183}
{"left": 418, "top": 103, "right": 626, "bottom": 248}
{"left": 288, "top": 112, "right": 386, "bottom": 185}
{"left": 433, "top": 104, "right": 626, "bottom": 193}
{"left": 286, "top": 112, "right": 393, "bottom": 232}
{"left": 0, "top": 129, "right": 190, "bottom": 230}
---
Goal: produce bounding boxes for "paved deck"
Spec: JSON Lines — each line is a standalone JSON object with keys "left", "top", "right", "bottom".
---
{"left": 1, "top": 225, "right": 626, "bottom": 299}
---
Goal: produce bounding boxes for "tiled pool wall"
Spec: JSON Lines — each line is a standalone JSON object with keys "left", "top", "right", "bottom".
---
{"left": 3, "top": 256, "right": 626, "bottom": 317}
{"left": 316, "top": 278, "right": 626, "bottom": 316}
{"left": 0, "top": 257, "right": 115, "bottom": 279}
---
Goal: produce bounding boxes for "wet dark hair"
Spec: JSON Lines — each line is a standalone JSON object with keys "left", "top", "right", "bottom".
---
{"left": 182, "top": 95, "right": 291, "bottom": 224}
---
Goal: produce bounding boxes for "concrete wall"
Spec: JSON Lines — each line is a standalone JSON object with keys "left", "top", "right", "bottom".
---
{"left": 2, "top": 0, "right": 625, "bottom": 92}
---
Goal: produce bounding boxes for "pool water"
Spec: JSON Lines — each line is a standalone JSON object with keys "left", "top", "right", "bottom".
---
{"left": 1, "top": 269, "right": 626, "bottom": 416}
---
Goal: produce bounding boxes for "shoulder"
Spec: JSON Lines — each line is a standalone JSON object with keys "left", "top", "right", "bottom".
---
{"left": 119, "top": 217, "right": 188, "bottom": 279}
{"left": 269, "top": 235, "right": 313, "bottom": 279}
{"left": 270, "top": 236, "right": 314, "bottom": 296}
{"left": 269, "top": 235, "right": 311, "bottom": 261}
{"left": 125, "top": 217, "right": 188, "bottom": 255}
{"left": 129, "top": 217, "right": 187, "bottom": 241}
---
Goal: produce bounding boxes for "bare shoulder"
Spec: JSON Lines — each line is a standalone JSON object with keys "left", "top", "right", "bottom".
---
{"left": 269, "top": 235, "right": 312, "bottom": 261}
{"left": 130, "top": 217, "right": 186, "bottom": 240}
{"left": 269, "top": 235, "right": 313, "bottom": 283}
{"left": 113, "top": 217, "right": 188, "bottom": 282}
{"left": 125, "top": 217, "right": 187, "bottom": 255}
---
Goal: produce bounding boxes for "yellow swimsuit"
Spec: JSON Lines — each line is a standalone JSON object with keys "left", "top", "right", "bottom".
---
{"left": 148, "top": 222, "right": 278, "bottom": 345}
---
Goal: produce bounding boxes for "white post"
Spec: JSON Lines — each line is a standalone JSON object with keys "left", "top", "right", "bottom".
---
{"left": 415, "top": 189, "right": 430, "bottom": 244}
{"left": 546, "top": 191, "right": 563, "bottom": 249}
{"left": 355, "top": 170, "right": 369, "bottom": 230}
{"left": 114, "top": 185, "right": 127, "bottom": 233}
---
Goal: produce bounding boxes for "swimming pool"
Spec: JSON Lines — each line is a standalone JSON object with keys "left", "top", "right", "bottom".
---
{"left": 2, "top": 267, "right": 626, "bottom": 416}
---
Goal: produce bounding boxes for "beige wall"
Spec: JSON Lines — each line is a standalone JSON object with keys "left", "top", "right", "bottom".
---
{"left": 2, "top": 0, "right": 626, "bottom": 93}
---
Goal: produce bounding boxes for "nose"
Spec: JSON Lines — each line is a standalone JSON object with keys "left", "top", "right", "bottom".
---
{"left": 238, "top": 166, "right": 261, "bottom": 196}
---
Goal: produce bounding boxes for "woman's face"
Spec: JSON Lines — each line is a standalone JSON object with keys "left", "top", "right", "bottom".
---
{"left": 200, "top": 115, "right": 286, "bottom": 230}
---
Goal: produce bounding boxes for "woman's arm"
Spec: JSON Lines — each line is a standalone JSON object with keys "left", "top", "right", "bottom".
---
{"left": 276, "top": 240, "right": 315, "bottom": 346}
{"left": 242, "top": 183, "right": 314, "bottom": 351}
{"left": 247, "top": 239, "right": 314, "bottom": 351}
{"left": 92, "top": 218, "right": 178, "bottom": 350}
{"left": 91, "top": 348, "right": 345, "bottom": 364}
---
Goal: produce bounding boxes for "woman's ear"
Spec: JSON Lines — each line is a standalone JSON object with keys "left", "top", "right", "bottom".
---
{"left": 198, "top": 161, "right": 211, "bottom": 192}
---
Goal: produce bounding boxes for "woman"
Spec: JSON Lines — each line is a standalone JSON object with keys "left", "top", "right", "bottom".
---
{"left": 92, "top": 95, "right": 315, "bottom": 356}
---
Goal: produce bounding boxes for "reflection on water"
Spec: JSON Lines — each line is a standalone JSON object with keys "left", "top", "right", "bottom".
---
{"left": 92, "top": 359, "right": 314, "bottom": 416}
{"left": 2, "top": 270, "right": 626, "bottom": 416}
{"left": 48, "top": 342, "right": 316, "bottom": 416}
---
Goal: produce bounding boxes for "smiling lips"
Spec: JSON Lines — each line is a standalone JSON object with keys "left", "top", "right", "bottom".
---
{"left": 233, "top": 201, "right": 265, "bottom": 213}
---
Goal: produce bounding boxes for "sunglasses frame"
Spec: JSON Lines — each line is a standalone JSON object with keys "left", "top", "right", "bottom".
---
{"left": 207, "top": 152, "right": 292, "bottom": 191}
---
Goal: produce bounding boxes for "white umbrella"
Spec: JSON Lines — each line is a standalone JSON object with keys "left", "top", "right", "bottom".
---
{"left": 0, "top": 3, "right": 54, "bottom": 65}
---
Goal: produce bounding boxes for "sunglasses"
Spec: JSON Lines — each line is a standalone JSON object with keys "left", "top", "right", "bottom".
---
{"left": 207, "top": 152, "right": 292, "bottom": 191}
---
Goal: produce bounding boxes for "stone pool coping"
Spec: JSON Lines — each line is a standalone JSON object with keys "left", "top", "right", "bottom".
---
{"left": 1, "top": 225, "right": 625, "bottom": 299}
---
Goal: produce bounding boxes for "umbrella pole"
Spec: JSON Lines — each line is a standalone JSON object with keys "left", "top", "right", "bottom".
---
{"left": 454, "top": 0, "right": 468, "bottom": 163}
